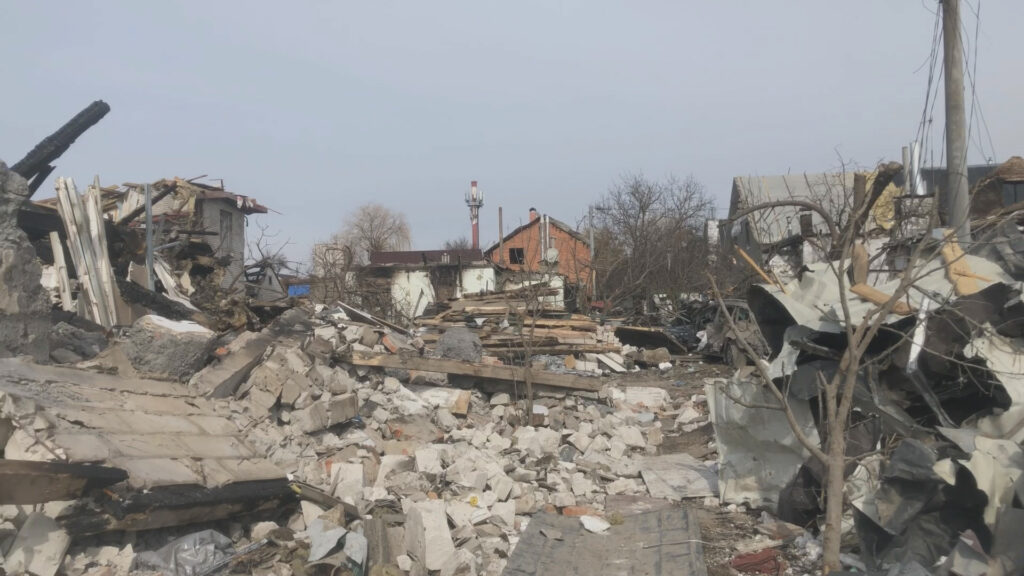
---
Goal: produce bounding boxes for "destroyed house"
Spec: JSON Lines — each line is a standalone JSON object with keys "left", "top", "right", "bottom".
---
{"left": 728, "top": 172, "right": 901, "bottom": 280}
{"left": 361, "top": 248, "right": 496, "bottom": 321}
{"left": 728, "top": 173, "right": 856, "bottom": 246}
{"left": 33, "top": 177, "right": 268, "bottom": 291}
{"left": 484, "top": 209, "right": 592, "bottom": 300}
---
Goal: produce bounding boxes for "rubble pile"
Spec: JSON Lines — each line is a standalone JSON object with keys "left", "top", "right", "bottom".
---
{"left": 708, "top": 240, "right": 1024, "bottom": 573}
{"left": 0, "top": 298, "right": 732, "bottom": 575}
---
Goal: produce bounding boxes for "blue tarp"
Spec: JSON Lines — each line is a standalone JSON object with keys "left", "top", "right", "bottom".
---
{"left": 288, "top": 284, "right": 311, "bottom": 297}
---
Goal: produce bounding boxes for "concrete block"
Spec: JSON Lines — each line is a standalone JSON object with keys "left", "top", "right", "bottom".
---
{"left": 549, "top": 492, "right": 576, "bottom": 508}
{"left": 616, "top": 426, "right": 646, "bottom": 449}
{"left": 330, "top": 462, "right": 365, "bottom": 501}
{"left": 415, "top": 447, "right": 443, "bottom": 478}
{"left": 123, "top": 315, "right": 215, "bottom": 381}
{"left": 490, "top": 501, "right": 515, "bottom": 529}
{"left": 622, "top": 387, "right": 670, "bottom": 410}
{"left": 293, "top": 401, "right": 329, "bottom": 433}
{"left": 280, "top": 372, "right": 313, "bottom": 407}
{"left": 358, "top": 326, "right": 379, "bottom": 347}
{"left": 328, "top": 393, "right": 359, "bottom": 425}
{"left": 405, "top": 500, "right": 455, "bottom": 571}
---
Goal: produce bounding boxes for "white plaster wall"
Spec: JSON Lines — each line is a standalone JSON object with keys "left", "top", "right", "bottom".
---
{"left": 391, "top": 270, "right": 435, "bottom": 320}
{"left": 458, "top": 266, "right": 495, "bottom": 296}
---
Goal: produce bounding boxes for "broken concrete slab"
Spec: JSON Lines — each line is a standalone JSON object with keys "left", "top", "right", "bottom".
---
{"left": 123, "top": 315, "right": 215, "bottom": 381}
{"left": 190, "top": 331, "right": 273, "bottom": 397}
{"left": 639, "top": 453, "right": 718, "bottom": 500}
{"left": 3, "top": 512, "right": 71, "bottom": 576}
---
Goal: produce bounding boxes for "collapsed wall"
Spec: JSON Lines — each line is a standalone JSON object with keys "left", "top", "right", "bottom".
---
{"left": 0, "top": 161, "right": 50, "bottom": 361}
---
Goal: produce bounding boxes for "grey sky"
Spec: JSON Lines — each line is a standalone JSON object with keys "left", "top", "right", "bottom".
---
{"left": 2, "top": 1, "right": 1020, "bottom": 267}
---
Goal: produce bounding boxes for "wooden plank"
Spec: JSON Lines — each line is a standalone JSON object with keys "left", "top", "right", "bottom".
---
{"left": 85, "top": 182, "right": 122, "bottom": 325}
{"left": 347, "top": 351, "right": 604, "bottom": 392}
{"left": 48, "top": 231, "right": 75, "bottom": 311}
{"left": 850, "top": 283, "right": 913, "bottom": 315}
{"left": 596, "top": 353, "right": 627, "bottom": 373}
{"left": 56, "top": 178, "right": 105, "bottom": 325}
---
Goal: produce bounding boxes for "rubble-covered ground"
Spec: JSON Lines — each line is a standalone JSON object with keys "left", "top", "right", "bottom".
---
{"left": 0, "top": 300, "right": 833, "bottom": 576}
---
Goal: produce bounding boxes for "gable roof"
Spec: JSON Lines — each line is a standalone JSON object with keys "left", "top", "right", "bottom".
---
{"left": 483, "top": 215, "right": 588, "bottom": 255}
{"left": 368, "top": 249, "right": 485, "bottom": 266}
{"left": 729, "top": 173, "right": 854, "bottom": 245}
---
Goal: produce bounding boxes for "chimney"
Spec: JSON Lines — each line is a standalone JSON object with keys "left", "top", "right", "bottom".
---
{"left": 465, "top": 180, "right": 484, "bottom": 250}
{"left": 529, "top": 207, "right": 539, "bottom": 222}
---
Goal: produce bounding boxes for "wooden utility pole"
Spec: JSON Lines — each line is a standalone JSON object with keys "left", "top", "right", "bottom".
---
{"left": 942, "top": 0, "right": 971, "bottom": 244}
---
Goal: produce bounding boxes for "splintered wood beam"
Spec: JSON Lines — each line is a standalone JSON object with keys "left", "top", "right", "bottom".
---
{"left": 346, "top": 350, "right": 604, "bottom": 392}
{"left": 849, "top": 283, "right": 913, "bottom": 315}
{"left": 940, "top": 237, "right": 983, "bottom": 295}
{"left": 0, "top": 460, "right": 128, "bottom": 505}
{"left": 736, "top": 246, "right": 787, "bottom": 293}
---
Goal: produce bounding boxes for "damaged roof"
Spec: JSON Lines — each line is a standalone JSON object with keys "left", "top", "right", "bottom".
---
{"left": 33, "top": 177, "right": 270, "bottom": 215}
{"left": 368, "top": 248, "right": 486, "bottom": 266}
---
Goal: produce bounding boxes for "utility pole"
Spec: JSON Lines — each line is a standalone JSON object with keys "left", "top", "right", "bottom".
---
{"left": 942, "top": 0, "right": 970, "bottom": 244}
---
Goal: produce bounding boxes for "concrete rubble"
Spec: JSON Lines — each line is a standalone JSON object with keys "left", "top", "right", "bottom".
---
{"left": 0, "top": 294, "right": 730, "bottom": 575}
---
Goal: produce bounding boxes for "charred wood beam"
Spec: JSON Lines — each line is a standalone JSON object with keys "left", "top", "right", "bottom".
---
{"left": 11, "top": 100, "right": 111, "bottom": 197}
{"left": 61, "top": 479, "right": 293, "bottom": 535}
{"left": 0, "top": 460, "right": 127, "bottom": 505}
{"left": 115, "top": 277, "right": 209, "bottom": 325}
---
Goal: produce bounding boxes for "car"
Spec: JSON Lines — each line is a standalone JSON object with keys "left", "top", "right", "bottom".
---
{"left": 699, "top": 299, "right": 770, "bottom": 367}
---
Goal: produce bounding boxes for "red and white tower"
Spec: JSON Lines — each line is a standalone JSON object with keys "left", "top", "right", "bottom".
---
{"left": 465, "top": 180, "right": 484, "bottom": 250}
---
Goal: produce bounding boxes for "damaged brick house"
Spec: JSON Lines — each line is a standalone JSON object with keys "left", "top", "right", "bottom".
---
{"left": 484, "top": 208, "right": 592, "bottom": 308}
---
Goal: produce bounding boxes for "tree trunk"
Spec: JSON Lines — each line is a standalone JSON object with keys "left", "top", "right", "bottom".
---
{"left": 822, "top": 424, "right": 847, "bottom": 573}
{"left": 524, "top": 364, "right": 534, "bottom": 424}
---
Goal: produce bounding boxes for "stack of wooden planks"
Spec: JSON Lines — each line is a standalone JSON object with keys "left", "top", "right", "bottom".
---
{"left": 414, "top": 287, "right": 623, "bottom": 361}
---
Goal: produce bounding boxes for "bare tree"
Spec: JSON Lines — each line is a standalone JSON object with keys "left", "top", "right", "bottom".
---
{"left": 443, "top": 236, "right": 472, "bottom": 251}
{"left": 591, "top": 173, "right": 714, "bottom": 312}
{"left": 334, "top": 203, "right": 412, "bottom": 264}
{"left": 708, "top": 161, "right": 994, "bottom": 572}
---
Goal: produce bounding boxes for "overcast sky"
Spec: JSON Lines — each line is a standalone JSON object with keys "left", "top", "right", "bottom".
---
{"left": 2, "top": 1, "right": 1020, "bottom": 267}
